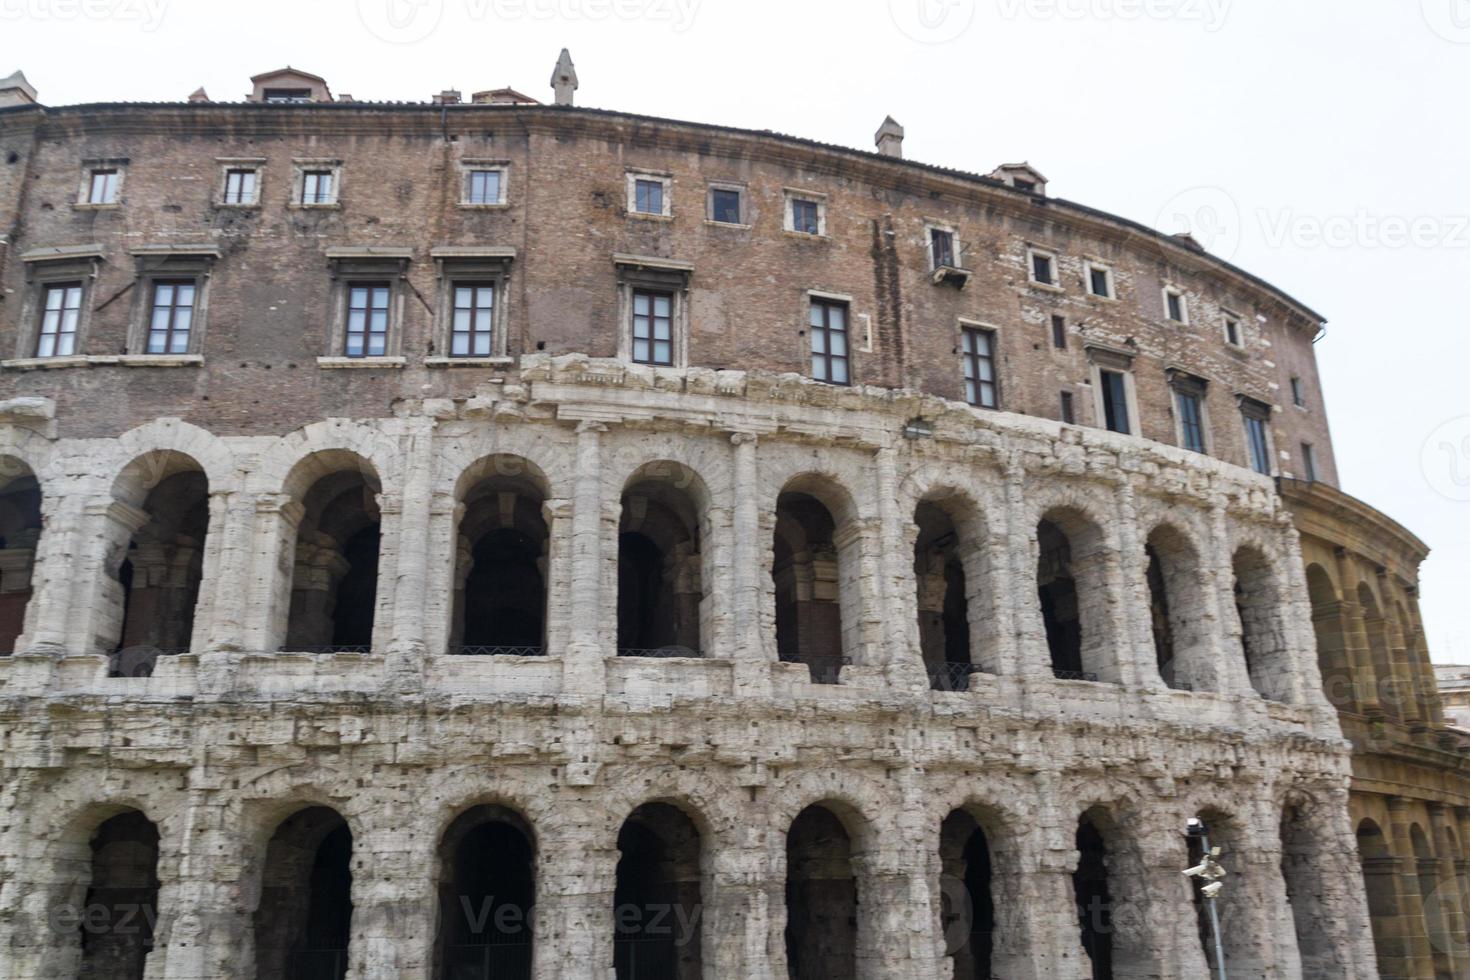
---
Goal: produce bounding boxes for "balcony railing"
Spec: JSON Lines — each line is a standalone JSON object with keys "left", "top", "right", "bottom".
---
{"left": 618, "top": 646, "right": 700, "bottom": 659}
{"left": 298, "top": 645, "right": 372, "bottom": 655}
{"left": 929, "top": 662, "right": 982, "bottom": 692}
{"left": 1052, "top": 669, "right": 1100, "bottom": 683}
{"left": 451, "top": 645, "right": 547, "bottom": 657}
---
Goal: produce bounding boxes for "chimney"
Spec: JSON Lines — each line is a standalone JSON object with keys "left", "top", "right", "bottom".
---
{"left": 0, "top": 70, "right": 38, "bottom": 108}
{"left": 551, "top": 48, "right": 578, "bottom": 106}
{"left": 875, "top": 115, "right": 904, "bottom": 158}
{"left": 188, "top": 87, "right": 210, "bottom": 103}
{"left": 434, "top": 89, "right": 462, "bottom": 105}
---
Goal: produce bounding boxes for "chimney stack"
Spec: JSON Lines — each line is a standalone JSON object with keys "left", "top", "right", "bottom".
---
{"left": 875, "top": 115, "right": 904, "bottom": 158}
{"left": 188, "top": 87, "right": 210, "bottom": 103}
{"left": 0, "top": 70, "right": 38, "bottom": 108}
{"left": 551, "top": 49, "right": 578, "bottom": 106}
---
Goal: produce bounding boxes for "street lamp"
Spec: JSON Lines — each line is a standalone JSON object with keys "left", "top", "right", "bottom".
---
{"left": 1184, "top": 817, "right": 1229, "bottom": 980}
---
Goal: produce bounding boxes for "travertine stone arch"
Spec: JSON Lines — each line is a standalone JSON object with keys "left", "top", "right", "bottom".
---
{"left": 1066, "top": 790, "right": 1170, "bottom": 980}
{"left": 0, "top": 440, "right": 50, "bottom": 655}
{"left": 1274, "top": 785, "right": 1373, "bottom": 980}
{"left": 1138, "top": 517, "right": 1220, "bottom": 692}
{"left": 1228, "top": 534, "right": 1298, "bottom": 703}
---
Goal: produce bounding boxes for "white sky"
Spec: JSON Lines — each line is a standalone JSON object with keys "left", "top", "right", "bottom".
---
{"left": 7, "top": 0, "right": 1468, "bottom": 661}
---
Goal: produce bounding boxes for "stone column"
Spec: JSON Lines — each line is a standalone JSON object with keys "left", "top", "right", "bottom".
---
{"left": 1112, "top": 479, "right": 1161, "bottom": 690}
{"left": 1454, "top": 808, "right": 1470, "bottom": 960}
{"left": 153, "top": 791, "right": 242, "bottom": 980}
{"left": 999, "top": 823, "right": 1092, "bottom": 980}
{"left": 195, "top": 489, "right": 257, "bottom": 654}
{"left": 385, "top": 417, "right": 435, "bottom": 687}
{"left": 1208, "top": 498, "right": 1257, "bottom": 698}
{"left": 1132, "top": 829, "right": 1212, "bottom": 980}
{"left": 240, "top": 494, "right": 304, "bottom": 654}
{"left": 833, "top": 516, "right": 884, "bottom": 674}
{"left": 346, "top": 822, "right": 438, "bottom": 980}
{"left": 1003, "top": 451, "right": 1050, "bottom": 680}
{"left": 69, "top": 495, "right": 151, "bottom": 656}
{"left": 703, "top": 827, "right": 779, "bottom": 980}
{"left": 1277, "top": 517, "right": 1334, "bottom": 710}
{"left": 533, "top": 820, "right": 618, "bottom": 980}
{"left": 875, "top": 446, "right": 926, "bottom": 691}
{"left": 728, "top": 432, "right": 771, "bottom": 696}
{"left": 854, "top": 777, "right": 941, "bottom": 979}
{"left": 18, "top": 488, "right": 84, "bottom": 655}
{"left": 1383, "top": 600, "right": 1425, "bottom": 732}
{"left": 1406, "top": 592, "right": 1445, "bottom": 727}
{"left": 1427, "top": 803, "right": 1470, "bottom": 974}
{"left": 1386, "top": 796, "right": 1437, "bottom": 978}
{"left": 1333, "top": 550, "right": 1383, "bottom": 715}
{"left": 541, "top": 497, "right": 574, "bottom": 658}
{"left": 562, "top": 421, "right": 607, "bottom": 696}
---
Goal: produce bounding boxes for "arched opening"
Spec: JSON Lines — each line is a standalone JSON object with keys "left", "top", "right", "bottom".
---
{"left": 1233, "top": 546, "right": 1289, "bottom": 701}
{"left": 1306, "top": 564, "right": 1353, "bottom": 711}
{"left": 1357, "top": 818, "right": 1406, "bottom": 978}
{"left": 1144, "top": 525, "right": 1211, "bottom": 691}
{"left": 77, "top": 809, "right": 160, "bottom": 980}
{"left": 939, "top": 809, "right": 995, "bottom": 980}
{"left": 435, "top": 805, "right": 535, "bottom": 980}
{"left": 614, "top": 803, "right": 704, "bottom": 979}
{"left": 253, "top": 807, "right": 353, "bottom": 980}
{"left": 284, "top": 456, "right": 381, "bottom": 652}
{"left": 774, "top": 479, "right": 857, "bottom": 684}
{"left": 1411, "top": 823, "right": 1451, "bottom": 978}
{"left": 1186, "top": 810, "right": 1254, "bottom": 975}
{"left": 1038, "top": 508, "right": 1114, "bottom": 683}
{"left": 1280, "top": 803, "right": 1335, "bottom": 975}
{"left": 785, "top": 804, "right": 858, "bottom": 980}
{"left": 618, "top": 463, "right": 707, "bottom": 657}
{"left": 915, "top": 501, "right": 974, "bottom": 691}
{"left": 108, "top": 453, "right": 209, "bottom": 675}
{"left": 455, "top": 456, "right": 549, "bottom": 655}
{"left": 0, "top": 461, "right": 42, "bottom": 655}
{"left": 1358, "top": 583, "right": 1398, "bottom": 721}
{"left": 1073, "top": 812, "right": 1114, "bottom": 980}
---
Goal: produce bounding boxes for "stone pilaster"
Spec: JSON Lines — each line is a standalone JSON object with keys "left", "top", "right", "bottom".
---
{"left": 562, "top": 421, "right": 606, "bottom": 696}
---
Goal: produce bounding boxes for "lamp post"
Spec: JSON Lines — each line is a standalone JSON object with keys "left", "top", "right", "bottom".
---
{"left": 1185, "top": 817, "right": 1229, "bottom": 980}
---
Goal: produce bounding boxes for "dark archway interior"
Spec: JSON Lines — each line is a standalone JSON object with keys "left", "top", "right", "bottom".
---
{"left": 1280, "top": 804, "right": 1333, "bottom": 976}
{"left": 1356, "top": 819, "right": 1402, "bottom": 978}
{"left": 113, "top": 469, "right": 209, "bottom": 674}
{"left": 0, "top": 470, "right": 41, "bottom": 655}
{"left": 78, "top": 810, "right": 160, "bottom": 980}
{"left": 254, "top": 806, "right": 353, "bottom": 980}
{"left": 1038, "top": 519, "right": 1082, "bottom": 677}
{"left": 1305, "top": 565, "right": 1352, "bottom": 709}
{"left": 614, "top": 802, "right": 703, "bottom": 980}
{"left": 1411, "top": 823, "right": 1452, "bottom": 978}
{"left": 286, "top": 467, "right": 381, "bottom": 652}
{"left": 1074, "top": 816, "right": 1113, "bottom": 980}
{"left": 618, "top": 476, "right": 703, "bottom": 656}
{"left": 436, "top": 806, "right": 535, "bottom": 980}
{"left": 774, "top": 492, "right": 845, "bottom": 684}
{"left": 456, "top": 473, "right": 548, "bottom": 654}
{"left": 1145, "top": 544, "right": 1175, "bottom": 687}
{"left": 915, "top": 502, "right": 973, "bottom": 691}
{"left": 785, "top": 805, "right": 857, "bottom": 980}
{"left": 940, "top": 810, "right": 994, "bottom": 980}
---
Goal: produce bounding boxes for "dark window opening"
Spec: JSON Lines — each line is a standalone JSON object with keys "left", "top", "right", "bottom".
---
{"left": 775, "top": 490, "right": 846, "bottom": 684}
{"left": 1242, "top": 405, "right": 1272, "bottom": 475}
{"left": 1031, "top": 251, "right": 1055, "bottom": 285}
{"left": 1099, "top": 370, "right": 1130, "bottom": 435}
{"left": 785, "top": 806, "right": 857, "bottom": 980}
{"left": 264, "top": 88, "right": 313, "bottom": 102}
{"left": 614, "top": 803, "right": 704, "bottom": 980}
{"left": 79, "top": 811, "right": 159, "bottom": 980}
{"left": 791, "top": 198, "right": 821, "bottom": 235}
{"left": 809, "top": 298, "right": 850, "bottom": 385}
{"left": 0, "top": 470, "right": 42, "bottom": 655}
{"left": 1074, "top": 817, "right": 1114, "bottom": 980}
{"left": 1225, "top": 318, "right": 1241, "bottom": 346}
{"left": 1301, "top": 443, "right": 1318, "bottom": 482}
{"left": 286, "top": 464, "right": 382, "bottom": 653}
{"left": 1013, "top": 178, "right": 1037, "bottom": 193}
{"left": 619, "top": 471, "right": 704, "bottom": 657}
{"left": 1037, "top": 519, "right": 1082, "bottom": 678}
{"left": 146, "top": 279, "right": 196, "bottom": 355}
{"left": 1175, "top": 389, "right": 1205, "bottom": 453}
{"left": 255, "top": 808, "right": 353, "bottom": 980}
{"left": 455, "top": 462, "right": 548, "bottom": 655}
{"left": 631, "top": 289, "right": 674, "bottom": 366}
{"left": 1051, "top": 314, "right": 1067, "bottom": 350}
{"left": 915, "top": 501, "right": 973, "bottom": 691}
{"left": 1146, "top": 544, "right": 1176, "bottom": 687}
{"left": 1290, "top": 376, "right": 1306, "bottom": 407}
{"left": 435, "top": 806, "right": 535, "bottom": 980}
{"left": 940, "top": 811, "right": 994, "bottom": 980}
{"left": 1089, "top": 266, "right": 1111, "bottom": 297}
{"left": 931, "top": 228, "right": 957, "bottom": 269}
{"left": 961, "top": 327, "right": 997, "bottom": 409}
{"left": 710, "top": 187, "right": 742, "bottom": 224}
{"left": 1060, "top": 390, "right": 1075, "bottom": 424}
{"left": 344, "top": 282, "right": 390, "bottom": 357}
{"left": 1166, "top": 290, "right": 1185, "bottom": 322}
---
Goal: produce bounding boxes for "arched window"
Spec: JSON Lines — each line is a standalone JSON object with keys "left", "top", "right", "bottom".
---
{"left": 1305, "top": 564, "right": 1353, "bottom": 710}
{"left": 1411, "top": 823, "right": 1451, "bottom": 977}
{"left": 774, "top": 478, "right": 859, "bottom": 684}
{"left": 1038, "top": 508, "right": 1115, "bottom": 683}
{"left": 254, "top": 807, "right": 353, "bottom": 980}
{"left": 914, "top": 501, "right": 974, "bottom": 691}
{"left": 1143, "top": 525, "right": 1211, "bottom": 691}
{"left": 79, "top": 810, "right": 160, "bottom": 980}
{"left": 1073, "top": 812, "right": 1114, "bottom": 980}
{"left": 0, "top": 460, "right": 42, "bottom": 655}
{"left": 614, "top": 803, "right": 704, "bottom": 979}
{"left": 284, "top": 454, "right": 382, "bottom": 652}
{"left": 1232, "top": 546, "right": 1289, "bottom": 701}
{"left": 618, "top": 462, "right": 707, "bottom": 657}
{"left": 109, "top": 452, "right": 209, "bottom": 674}
{"left": 785, "top": 805, "right": 858, "bottom": 980}
{"left": 435, "top": 805, "right": 535, "bottom": 980}
{"left": 1357, "top": 583, "right": 1398, "bottom": 720}
{"left": 1356, "top": 818, "right": 1406, "bottom": 978}
{"left": 454, "top": 456, "right": 549, "bottom": 655}
{"left": 939, "top": 809, "right": 995, "bottom": 980}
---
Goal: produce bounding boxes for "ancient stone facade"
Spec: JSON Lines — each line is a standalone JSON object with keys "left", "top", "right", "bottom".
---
{"left": 0, "top": 66, "right": 1448, "bottom": 980}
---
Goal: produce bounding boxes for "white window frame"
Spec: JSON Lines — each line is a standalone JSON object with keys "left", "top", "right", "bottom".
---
{"left": 292, "top": 159, "right": 342, "bottom": 209}
{"left": 1163, "top": 284, "right": 1189, "bottom": 324}
{"left": 1222, "top": 310, "right": 1245, "bottom": 348}
{"left": 614, "top": 255, "right": 692, "bottom": 369}
{"left": 784, "top": 189, "right": 828, "bottom": 238}
{"left": 15, "top": 251, "right": 104, "bottom": 361}
{"left": 1239, "top": 397, "right": 1276, "bottom": 477}
{"left": 432, "top": 255, "right": 513, "bottom": 362}
{"left": 1168, "top": 372, "right": 1211, "bottom": 455}
{"left": 77, "top": 161, "right": 126, "bottom": 208}
{"left": 805, "top": 288, "right": 855, "bottom": 384}
{"left": 1026, "top": 246, "right": 1061, "bottom": 290}
{"left": 459, "top": 161, "right": 509, "bottom": 208}
{"left": 626, "top": 170, "right": 673, "bottom": 219}
{"left": 958, "top": 318, "right": 1000, "bottom": 409}
{"left": 215, "top": 158, "right": 265, "bottom": 208}
{"left": 1086, "top": 346, "right": 1140, "bottom": 437}
{"left": 706, "top": 181, "right": 748, "bottom": 227}
{"left": 925, "top": 221, "right": 962, "bottom": 271}
{"left": 1084, "top": 259, "right": 1115, "bottom": 300}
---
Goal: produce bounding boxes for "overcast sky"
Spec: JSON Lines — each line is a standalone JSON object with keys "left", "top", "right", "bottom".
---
{"left": 7, "top": 0, "right": 1468, "bottom": 661}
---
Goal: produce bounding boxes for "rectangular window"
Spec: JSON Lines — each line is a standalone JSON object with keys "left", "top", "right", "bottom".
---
{"left": 1051, "top": 314, "right": 1067, "bottom": 350}
{"left": 1031, "top": 251, "right": 1055, "bottom": 286}
{"left": 1225, "top": 317, "right": 1242, "bottom": 346}
{"left": 634, "top": 179, "right": 664, "bottom": 215}
{"left": 1060, "top": 390, "right": 1075, "bottom": 424}
{"left": 1165, "top": 288, "right": 1186, "bottom": 323}
{"left": 931, "top": 228, "right": 957, "bottom": 269}
{"left": 264, "top": 88, "right": 312, "bottom": 103}
{"left": 36, "top": 282, "right": 83, "bottom": 357}
{"left": 1290, "top": 376, "right": 1306, "bottom": 407}
{"left": 1301, "top": 443, "right": 1318, "bottom": 481}
{"left": 631, "top": 289, "right": 674, "bottom": 366}
{"left": 223, "top": 168, "right": 257, "bottom": 205}
{"left": 809, "top": 299, "right": 849, "bottom": 385}
{"left": 1099, "top": 369, "right": 1131, "bottom": 434}
{"left": 961, "top": 326, "right": 997, "bottom": 409}
{"left": 1014, "top": 178, "right": 1037, "bottom": 194}
{"left": 1176, "top": 389, "right": 1205, "bottom": 453}
{"left": 1242, "top": 406, "right": 1273, "bottom": 475}
{"left": 344, "top": 282, "right": 391, "bottom": 357}
{"left": 302, "top": 170, "right": 334, "bottom": 205}
{"left": 88, "top": 169, "right": 119, "bottom": 205}
{"left": 146, "top": 280, "right": 197, "bottom": 355}
{"left": 466, "top": 169, "right": 502, "bottom": 205}
{"left": 791, "top": 198, "right": 821, "bottom": 236}
{"left": 1089, "top": 265, "right": 1113, "bottom": 298}
{"left": 710, "top": 187, "right": 742, "bottom": 224}
{"left": 450, "top": 283, "right": 495, "bottom": 357}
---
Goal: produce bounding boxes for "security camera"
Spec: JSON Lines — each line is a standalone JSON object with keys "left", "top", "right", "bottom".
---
{"left": 1183, "top": 860, "right": 1211, "bottom": 878}
{"left": 1201, "top": 881, "right": 1224, "bottom": 899}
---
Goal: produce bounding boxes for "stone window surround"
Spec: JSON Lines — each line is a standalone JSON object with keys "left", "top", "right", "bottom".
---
{"left": 429, "top": 246, "right": 516, "bottom": 364}
{"left": 626, "top": 168, "right": 673, "bottom": 219}
{"left": 783, "top": 188, "right": 828, "bottom": 238}
{"left": 614, "top": 254, "right": 693, "bottom": 369}
{"left": 957, "top": 317, "right": 1001, "bottom": 409}
{"left": 805, "top": 288, "right": 863, "bottom": 382}
{"left": 75, "top": 158, "right": 127, "bottom": 209}
{"left": 322, "top": 247, "right": 412, "bottom": 359}
{"left": 1083, "top": 258, "right": 1116, "bottom": 300}
{"left": 290, "top": 158, "right": 343, "bottom": 209}
{"left": 1239, "top": 394, "right": 1277, "bottom": 476}
{"left": 1025, "top": 244, "right": 1061, "bottom": 291}
{"left": 704, "top": 180, "right": 748, "bottom": 227}
{"left": 457, "top": 159, "right": 510, "bottom": 208}
{"left": 214, "top": 158, "right": 266, "bottom": 208}
{"left": 1162, "top": 283, "right": 1190, "bottom": 324}
{"left": 12, "top": 246, "right": 105, "bottom": 361}
{"left": 1222, "top": 308, "right": 1246, "bottom": 348}
{"left": 924, "top": 219, "right": 962, "bottom": 271}
{"left": 1167, "top": 368, "right": 1212, "bottom": 455}
{"left": 125, "top": 246, "right": 221, "bottom": 358}
{"left": 1086, "top": 344, "right": 1141, "bottom": 438}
